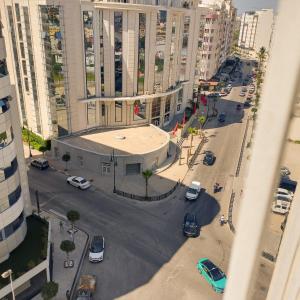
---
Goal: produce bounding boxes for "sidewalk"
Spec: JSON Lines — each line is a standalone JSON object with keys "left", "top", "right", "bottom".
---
{"left": 32, "top": 210, "right": 88, "bottom": 300}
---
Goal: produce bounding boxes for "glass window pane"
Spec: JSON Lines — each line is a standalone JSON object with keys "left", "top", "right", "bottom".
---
{"left": 169, "top": 16, "right": 176, "bottom": 87}
{"left": 180, "top": 16, "right": 190, "bottom": 81}
{"left": 133, "top": 100, "right": 146, "bottom": 121}
{"left": 115, "top": 101, "right": 122, "bottom": 122}
{"left": 114, "top": 12, "right": 123, "bottom": 96}
{"left": 83, "top": 11, "right": 96, "bottom": 98}
{"left": 154, "top": 11, "right": 167, "bottom": 92}
{"left": 137, "top": 13, "right": 146, "bottom": 95}
{"left": 87, "top": 102, "right": 96, "bottom": 126}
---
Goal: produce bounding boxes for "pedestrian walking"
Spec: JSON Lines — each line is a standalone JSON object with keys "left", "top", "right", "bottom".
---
{"left": 59, "top": 221, "right": 64, "bottom": 232}
{"left": 66, "top": 290, "right": 70, "bottom": 300}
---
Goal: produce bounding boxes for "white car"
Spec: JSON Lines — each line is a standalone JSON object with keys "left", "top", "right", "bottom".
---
{"left": 89, "top": 235, "right": 105, "bottom": 262}
{"left": 185, "top": 181, "right": 201, "bottom": 200}
{"left": 276, "top": 188, "right": 294, "bottom": 198}
{"left": 275, "top": 193, "right": 293, "bottom": 202}
{"left": 272, "top": 199, "right": 290, "bottom": 215}
{"left": 67, "top": 176, "right": 91, "bottom": 190}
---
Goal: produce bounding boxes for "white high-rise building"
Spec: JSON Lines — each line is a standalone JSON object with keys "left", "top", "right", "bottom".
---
{"left": 0, "top": 19, "right": 31, "bottom": 263}
{"left": 238, "top": 9, "right": 274, "bottom": 55}
{"left": 0, "top": 0, "right": 235, "bottom": 139}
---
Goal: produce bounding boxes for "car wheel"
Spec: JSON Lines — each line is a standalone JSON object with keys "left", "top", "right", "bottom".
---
{"left": 67, "top": 181, "right": 70, "bottom": 184}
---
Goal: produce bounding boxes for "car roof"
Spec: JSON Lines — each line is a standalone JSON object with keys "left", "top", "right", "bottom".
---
{"left": 75, "top": 176, "right": 85, "bottom": 181}
{"left": 191, "top": 181, "right": 200, "bottom": 186}
{"left": 34, "top": 158, "right": 48, "bottom": 163}
{"left": 277, "top": 188, "right": 291, "bottom": 194}
{"left": 201, "top": 259, "right": 217, "bottom": 271}
{"left": 92, "top": 235, "right": 104, "bottom": 243}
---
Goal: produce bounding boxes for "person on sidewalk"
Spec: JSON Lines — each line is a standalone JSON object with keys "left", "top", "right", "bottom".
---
{"left": 66, "top": 290, "right": 70, "bottom": 300}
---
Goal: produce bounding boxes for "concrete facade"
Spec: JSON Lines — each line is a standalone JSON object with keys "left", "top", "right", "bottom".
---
{"left": 0, "top": 0, "right": 235, "bottom": 140}
{"left": 238, "top": 9, "right": 274, "bottom": 55}
{"left": 0, "top": 22, "right": 31, "bottom": 263}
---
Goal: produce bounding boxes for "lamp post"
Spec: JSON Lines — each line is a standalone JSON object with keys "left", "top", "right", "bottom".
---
{"left": 1, "top": 269, "right": 15, "bottom": 300}
{"left": 110, "top": 149, "right": 117, "bottom": 193}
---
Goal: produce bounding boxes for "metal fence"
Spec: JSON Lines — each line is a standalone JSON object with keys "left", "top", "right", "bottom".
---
{"left": 115, "top": 180, "right": 180, "bottom": 201}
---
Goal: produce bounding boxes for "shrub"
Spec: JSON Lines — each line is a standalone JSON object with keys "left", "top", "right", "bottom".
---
{"left": 22, "top": 128, "right": 51, "bottom": 151}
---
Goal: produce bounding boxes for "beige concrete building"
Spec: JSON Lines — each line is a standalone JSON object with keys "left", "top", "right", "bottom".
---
{"left": 0, "top": 19, "right": 31, "bottom": 263}
{"left": 238, "top": 9, "right": 274, "bottom": 57}
{"left": 0, "top": 0, "right": 235, "bottom": 140}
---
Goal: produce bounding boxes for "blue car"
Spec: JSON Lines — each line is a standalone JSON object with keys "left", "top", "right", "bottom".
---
{"left": 197, "top": 258, "right": 227, "bottom": 293}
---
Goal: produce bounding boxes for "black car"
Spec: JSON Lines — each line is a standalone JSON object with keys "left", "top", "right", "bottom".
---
{"left": 218, "top": 113, "right": 226, "bottom": 123}
{"left": 203, "top": 151, "right": 216, "bottom": 166}
{"left": 30, "top": 158, "right": 49, "bottom": 170}
{"left": 244, "top": 100, "right": 251, "bottom": 108}
{"left": 279, "top": 176, "right": 297, "bottom": 193}
{"left": 183, "top": 213, "right": 200, "bottom": 237}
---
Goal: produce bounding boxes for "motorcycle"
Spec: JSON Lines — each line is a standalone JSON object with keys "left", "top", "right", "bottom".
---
{"left": 219, "top": 215, "right": 226, "bottom": 226}
{"left": 236, "top": 104, "right": 242, "bottom": 111}
{"left": 214, "top": 183, "right": 222, "bottom": 193}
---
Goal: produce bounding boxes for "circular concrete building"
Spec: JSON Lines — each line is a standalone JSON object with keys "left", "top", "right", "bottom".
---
{"left": 51, "top": 125, "right": 170, "bottom": 176}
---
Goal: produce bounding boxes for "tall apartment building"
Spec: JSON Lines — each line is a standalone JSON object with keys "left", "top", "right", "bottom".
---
{"left": 238, "top": 9, "right": 274, "bottom": 56}
{"left": 0, "top": 0, "right": 235, "bottom": 139}
{"left": 194, "top": 0, "right": 236, "bottom": 81}
{"left": 0, "top": 20, "right": 31, "bottom": 263}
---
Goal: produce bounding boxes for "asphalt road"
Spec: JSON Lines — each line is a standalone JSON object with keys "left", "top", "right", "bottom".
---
{"left": 28, "top": 65, "right": 253, "bottom": 300}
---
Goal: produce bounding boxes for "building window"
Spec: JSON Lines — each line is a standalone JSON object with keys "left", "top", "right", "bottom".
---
{"left": 0, "top": 59, "right": 8, "bottom": 77}
{"left": 101, "top": 162, "right": 111, "bottom": 175}
{"left": 21, "top": 60, "right": 27, "bottom": 76}
{"left": 87, "top": 102, "right": 96, "bottom": 126}
{"left": 83, "top": 11, "right": 96, "bottom": 98}
{"left": 154, "top": 10, "right": 167, "bottom": 92}
{"left": 133, "top": 100, "right": 146, "bottom": 121}
{"left": 3, "top": 212, "right": 24, "bottom": 240}
{"left": 137, "top": 13, "right": 146, "bottom": 95}
{"left": 101, "top": 104, "right": 105, "bottom": 117}
{"left": 115, "top": 101, "right": 122, "bottom": 122}
{"left": 17, "top": 23, "right": 23, "bottom": 41}
{"left": 0, "top": 127, "right": 14, "bottom": 150}
{"left": 40, "top": 5, "right": 68, "bottom": 137}
{"left": 8, "top": 186, "right": 22, "bottom": 208}
{"left": 177, "top": 89, "right": 183, "bottom": 103}
{"left": 169, "top": 16, "right": 176, "bottom": 87}
{"left": 164, "top": 95, "right": 171, "bottom": 123}
{"left": 0, "top": 97, "right": 10, "bottom": 114}
{"left": 177, "top": 104, "right": 181, "bottom": 111}
{"left": 180, "top": 16, "right": 190, "bottom": 81}
{"left": 114, "top": 12, "right": 123, "bottom": 96}
{"left": 99, "top": 10, "right": 105, "bottom": 96}
{"left": 151, "top": 97, "right": 161, "bottom": 126}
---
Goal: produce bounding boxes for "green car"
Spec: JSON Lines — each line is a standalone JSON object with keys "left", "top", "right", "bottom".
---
{"left": 197, "top": 258, "right": 227, "bottom": 293}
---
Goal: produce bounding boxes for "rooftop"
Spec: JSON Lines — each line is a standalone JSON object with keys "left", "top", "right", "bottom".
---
{"left": 61, "top": 125, "right": 169, "bottom": 156}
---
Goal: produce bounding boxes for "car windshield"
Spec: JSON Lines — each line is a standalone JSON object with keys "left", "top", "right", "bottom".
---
{"left": 187, "top": 188, "right": 197, "bottom": 194}
{"left": 210, "top": 268, "right": 225, "bottom": 281}
{"left": 79, "top": 179, "right": 87, "bottom": 184}
{"left": 91, "top": 240, "right": 103, "bottom": 252}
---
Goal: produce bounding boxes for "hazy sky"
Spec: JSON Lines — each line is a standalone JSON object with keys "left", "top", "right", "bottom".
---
{"left": 233, "top": 0, "right": 278, "bottom": 14}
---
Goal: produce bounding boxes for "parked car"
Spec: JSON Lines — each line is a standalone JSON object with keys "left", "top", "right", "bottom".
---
{"left": 76, "top": 274, "right": 96, "bottom": 300}
{"left": 31, "top": 158, "right": 49, "bottom": 170}
{"left": 244, "top": 100, "right": 252, "bottom": 108}
{"left": 279, "top": 176, "right": 297, "bottom": 193}
{"left": 276, "top": 188, "right": 294, "bottom": 198}
{"left": 241, "top": 87, "right": 247, "bottom": 92}
{"left": 249, "top": 89, "right": 255, "bottom": 94}
{"left": 197, "top": 258, "right": 227, "bottom": 293}
{"left": 280, "top": 166, "right": 291, "bottom": 177}
{"left": 185, "top": 181, "right": 201, "bottom": 200}
{"left": 275, "top": 194, "right": 293, "bottom": 202}
{"left": 239, "top": 91, "right": 246, "bottom": 97}
{"left": 272, "top": 199, "right": 290, "bottom": 215}
{"left": 67, "top": 176, "right": 91, "bottom": 190}
{"left": 218, "top": 112, "right": 226, "bottom": 123}
{"left": 89, "top": 235, "right": 105, "bottom": 262}
{"left": 203, "top": 151, "right": 216, "bottom": 166}
{"left": 183, "top": 213, "right": 200, "bottom": 237}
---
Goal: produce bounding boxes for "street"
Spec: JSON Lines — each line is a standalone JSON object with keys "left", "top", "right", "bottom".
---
{"left": 27, "top": 63, "right": 253, "bottom": 300}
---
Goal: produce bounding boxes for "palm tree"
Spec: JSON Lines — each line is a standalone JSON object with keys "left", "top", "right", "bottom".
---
{"left": 142, "top": 169, "right": 153, "bottom": 198}
{"left": 67, "top": 210, "right": 80, "bottom": 242}
{"left": 257, "top": 47, "right": 267, "bottom": 72}
{"left": 62, "top": 153, "right": 71, "bottom": 171}
{"left": 60, "top": 240, "right": 75, "bottom": 266}
{"left": 41, "top": 281, "right": 59, "bottom": 300}
{"left": 188, "top": 127, "right": 198, "bottom": 152}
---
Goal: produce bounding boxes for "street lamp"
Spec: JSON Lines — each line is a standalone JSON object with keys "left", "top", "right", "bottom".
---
{"left": 110, "top": 149, "right": 117, "bottom": 193}
{"left": 1, "top": 269, "right": 15, "bottom": 300}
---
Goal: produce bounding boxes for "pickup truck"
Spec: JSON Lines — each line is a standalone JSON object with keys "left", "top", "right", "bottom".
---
{"left": 76, "top": 275, "right": 96, "bottom": 300}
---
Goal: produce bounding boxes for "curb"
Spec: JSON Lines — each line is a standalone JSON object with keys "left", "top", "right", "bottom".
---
{"left": 41, "top": 209, "right": 90, "bottom": 299}
{"left": 227, "top": 191, "right": 236, "bottom": 233}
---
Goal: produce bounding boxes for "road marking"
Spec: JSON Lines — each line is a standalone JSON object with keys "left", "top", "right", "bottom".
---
{"left": 48, "top": 209, "right": 68, "bottom": 220}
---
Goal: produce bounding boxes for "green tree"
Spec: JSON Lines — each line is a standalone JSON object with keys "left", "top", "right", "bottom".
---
{"left": 60, "top": 240, "right": 75, "bottom": 264}
{"left": 67, "top": 210, "right": 80, "bottom": 234}
{"left": 39, "top": 145, "right": 47, "bottom": 157}
{"left": 188, "top": 127, "right": 198, "bottom": 151}
{"left": 62, "top": 153, "right": 71, "bottom": 171}
{"left": 142, "top": 169, "right": 153, "bottom": 198}
{"left": 41, "top": 281, "right": 59, "bottom": 300}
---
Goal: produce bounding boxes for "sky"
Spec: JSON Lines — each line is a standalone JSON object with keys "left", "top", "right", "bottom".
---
{"left": 233, "top": 0, "right": 278, "bottom": 14}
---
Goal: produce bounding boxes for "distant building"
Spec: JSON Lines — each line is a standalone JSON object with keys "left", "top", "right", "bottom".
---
{"left": 238, "top": 9, "right": 274, "bottom": 56}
